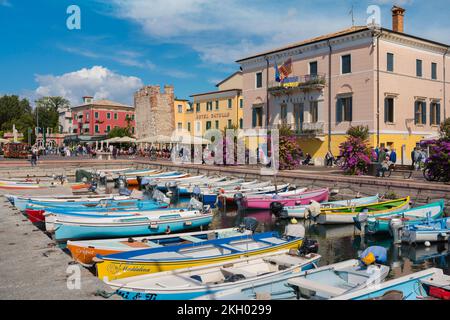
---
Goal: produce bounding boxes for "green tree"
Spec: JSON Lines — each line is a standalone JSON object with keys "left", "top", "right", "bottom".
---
{"left": 347, "top": 125, "right": 370, "bottom": 140}
{"left": 439, "top": 118, "right": 450, "bottom": 140}
{"left": 34, "top": 96, "right": 70, "bottom": 133}
{"left": 0, "top": 95, "right": 34, "bottom": 142}
{"left": 108, "top": 127, "right": 131, "bottom": 139}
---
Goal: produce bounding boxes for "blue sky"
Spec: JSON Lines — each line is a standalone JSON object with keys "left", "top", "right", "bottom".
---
{"left": 0, "top": 0, "right": 449, "bottom": 106}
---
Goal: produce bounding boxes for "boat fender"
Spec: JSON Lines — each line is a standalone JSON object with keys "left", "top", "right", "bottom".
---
{"left": 359, "top": 246, "right": 387, "bottom": 266}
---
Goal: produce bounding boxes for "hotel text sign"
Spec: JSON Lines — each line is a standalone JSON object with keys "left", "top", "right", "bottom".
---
{"left": 196, "top": 112, "right": 230, "bottom": 120}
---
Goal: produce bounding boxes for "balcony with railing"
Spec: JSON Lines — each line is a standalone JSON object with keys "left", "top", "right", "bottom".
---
{"left": 269, "top": 73, "right": 326, "bottom": 95}
{"left": 294, "top": 121, "right": 325, "bottom": 137}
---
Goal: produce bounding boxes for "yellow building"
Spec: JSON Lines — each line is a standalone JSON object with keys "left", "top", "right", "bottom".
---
{"left": 174, "top": 72, "right": 244, "bottom": 136}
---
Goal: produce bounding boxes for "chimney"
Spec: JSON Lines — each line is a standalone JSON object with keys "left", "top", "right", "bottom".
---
{"left": 83, "top": 96, "right": 93, "bottom": 104}
{"left": 392, "top": 6, "right": 406, "bottom": 33}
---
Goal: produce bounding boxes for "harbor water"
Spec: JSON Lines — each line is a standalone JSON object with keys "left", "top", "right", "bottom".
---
{"left": 162, "top": 194, "right": 450, "bottom": 279}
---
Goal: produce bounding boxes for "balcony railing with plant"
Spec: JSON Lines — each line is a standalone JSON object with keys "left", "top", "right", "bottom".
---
{"left": 269, "top": 73, "right": 326, "bottom": 92}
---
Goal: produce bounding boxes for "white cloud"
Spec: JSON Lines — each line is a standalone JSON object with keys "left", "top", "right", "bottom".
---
{"left": 104, "top": 0, "right": 351, "bottom": 64}
{"left": 34, "top": 66, "right": 143, "bottom": 106}
{"left": 60, "top": 46, "right": 156, "bottom": 70}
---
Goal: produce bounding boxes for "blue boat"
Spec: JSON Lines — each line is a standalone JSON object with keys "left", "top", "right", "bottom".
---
{"left": 29, "top": 199, "right": 169, "bottom": 213}
{"left": 333, "top": 268, "right": 448, "bottom": 300}
{"left": 106, "top": 250, "right": 321, "bottom": 300}
{"left": 51, "top": 206, "right": 213, "bottom": 242}
{"left": 402, "top": 217, "right": 450, "bottom": 244}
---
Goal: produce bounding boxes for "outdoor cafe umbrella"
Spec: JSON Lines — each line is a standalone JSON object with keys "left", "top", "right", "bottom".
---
{"left": 171, "top": 135, "right": 211, "bottom": 145}
{"left": 116, "top": 136, "right": 137, "bottom": 143}
{"left": 0, "top": 138, "right": 10, "bottom": 144}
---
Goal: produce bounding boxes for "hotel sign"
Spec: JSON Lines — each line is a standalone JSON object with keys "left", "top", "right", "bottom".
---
{"left": 196, "top": 112, "right": 230, "bottom": 120}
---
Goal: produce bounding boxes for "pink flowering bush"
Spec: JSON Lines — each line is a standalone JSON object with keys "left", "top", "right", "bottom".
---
{"left": 421, "top": 119, "right": 450, "bottom": 182}
{"left": 339, "top": 126, "right": 375, "bottom": 175}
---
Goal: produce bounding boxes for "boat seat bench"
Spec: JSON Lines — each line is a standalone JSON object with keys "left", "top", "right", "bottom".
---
{"left": 179, "top": 235, "right": 203, "bottom": 243}
{"left": 287, "top": 278, "right": 347, "bottom": 297}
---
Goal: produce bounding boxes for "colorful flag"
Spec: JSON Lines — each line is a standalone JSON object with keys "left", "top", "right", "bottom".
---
{"left": 279, "top": 58, "right": 293, "bottom": 80}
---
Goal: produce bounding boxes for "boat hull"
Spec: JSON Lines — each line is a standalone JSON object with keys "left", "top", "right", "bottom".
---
{"left": 243, "top": 189, "right": 329, "bottom": 210}
{"left": 365, "top": 201, "right": 444, "bottom": 234}
{"left": 316, "top": 197, "right": 410, "bottom": 225}
{"left": 54, "top": 214, "right": 213, "bottom": 242}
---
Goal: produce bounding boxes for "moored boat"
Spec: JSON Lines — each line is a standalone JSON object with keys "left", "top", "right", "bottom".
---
{"left": 195, "top": 259, "right": 389, "bottom": 300}
{"left": 276, "top": 195, "right": 380, "bottom": 219}
{"left": 51, "top": 204, "right": 213, "bottom": 242}
{"left": 106, "top": 250, "right": 321, "bottom": 300}
{"left": 333, "top": 268, "right": 447, "bottom": 300}
{"left": 240, "top": 188, "right": 329, "bottom": 210}
{"left": 67, "top": 227, "right": 254, "bottom": 267}
{"left": 401, "top": 216, "right": 450, "bottom": 244}
{"left": 314, "top": 197, "right": 411, "bottom": 225}
{"left": 362, "top": 200, "right": 445, "bottom": 235}
{"left": 96, "top": 225, "right": 306, "bottom": 281}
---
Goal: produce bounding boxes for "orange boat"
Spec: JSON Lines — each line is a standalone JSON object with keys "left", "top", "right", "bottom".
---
{"left": 66, "top": 228, "right": 251, "bottom": 267}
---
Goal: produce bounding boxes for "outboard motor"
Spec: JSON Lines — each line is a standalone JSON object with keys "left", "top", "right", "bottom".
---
{"left": 152, "top": 189, "right": 171, "bottom": 205}
{"left": 354, "top": 211, "right": 369, "bottom": 234}
{"left": 233, "top": 193, "right": 245, "bottom": 212}
{"left": 238, "top": 217, "right": 259, "bottom": 233}
{"left": 115, "top": 175, "right": 127, "bottom": 189}
{"left": 88, "top": 181, "right": 98, "bottom": 192}
{"left": 270, "top": 202, "right": 284, "bottom": 216}
{"left": 144, "top": 181, "right": 158, "bottom": 197}
{"left": 167, "top": 181, "right": 179, "bottom": 202}
{"left": 139, "top": 177, "right": 151, "bottom": 191}
{"left": 118, "top": 187, "right": 132, "bottom": 196}
{"left": 389, "top": 218, "right": 404, "bottom": 244}
{"left": 189, "top": 197, "right": 204, "bottom": 211}
{"left": 298, "top": 239, "right": 319, "bottom": 256}
{"left": 99, "top": 172, "right": 107, "bottom": 186}
{"left": 192, "top": 185, "right": 202, "bottom": 200}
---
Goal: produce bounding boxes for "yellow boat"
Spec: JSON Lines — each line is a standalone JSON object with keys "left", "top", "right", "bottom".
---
{"left": 96, "top": 228, "right": 305, "bottom": 281}
{"left": 315, "top": 197, "right": 411, "bottom": 225}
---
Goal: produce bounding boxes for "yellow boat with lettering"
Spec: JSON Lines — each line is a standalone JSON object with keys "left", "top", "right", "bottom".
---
{"left": 96, "top": 225, "right": 306, "bottom": 281}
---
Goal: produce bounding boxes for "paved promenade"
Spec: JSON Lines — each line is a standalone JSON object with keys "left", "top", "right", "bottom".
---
{"left": 0, "top": 187, "right": 120, "bottom": 300}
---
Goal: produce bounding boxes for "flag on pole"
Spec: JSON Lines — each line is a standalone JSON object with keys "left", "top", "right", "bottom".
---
{"left": 278, "top": 58, "right": 293, "bottom": 80}
{"left": 274, "top": 62, "right": 281, "bottom": 82}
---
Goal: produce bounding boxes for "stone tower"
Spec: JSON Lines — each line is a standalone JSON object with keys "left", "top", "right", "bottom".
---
{"left": 134, "top": 85, "right": 175, "bottom": 139}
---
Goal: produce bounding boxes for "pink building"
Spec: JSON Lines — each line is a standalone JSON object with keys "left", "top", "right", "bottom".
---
{"left": 237, "top": 6, "right": 449, "bottom": 164}
{"left": 71, "top": 96, "right": 135, "bottom": 137}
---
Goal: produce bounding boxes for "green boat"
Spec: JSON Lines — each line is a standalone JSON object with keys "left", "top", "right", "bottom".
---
{"left": 362, "top": 200, "right": 445, "bottom": 235}
{"left": 315, "top": 197, "right": 411, "bottom": 225}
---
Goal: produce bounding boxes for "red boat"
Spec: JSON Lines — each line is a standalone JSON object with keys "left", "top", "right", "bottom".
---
{"left": 25, "top": 209, "right": 45, "bottom": 224}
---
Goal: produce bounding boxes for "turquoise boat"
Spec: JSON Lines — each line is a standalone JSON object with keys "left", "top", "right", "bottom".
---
{"left": 360, "top": 200, "right": 445, "bottom": 235}
{"left": 51, "top": 206, "right": 213, "bottom": 242}
{"left": 333, "top": 268, "right": 448, "bottom": 300}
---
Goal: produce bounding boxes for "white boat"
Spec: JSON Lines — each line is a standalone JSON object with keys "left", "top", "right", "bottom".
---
{"left": 195, "top": 259, "right": 390, "bottom": 300}
{"left": 105, "top": 250, "right": 321, "bottom": 300}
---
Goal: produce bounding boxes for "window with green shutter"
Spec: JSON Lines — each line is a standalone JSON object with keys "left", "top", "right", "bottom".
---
{"left": 430, "top": 102, "right": 441, "bottom": 125}
{"left": 387, "top": 53, "right": 394, "bottom": 72}
{"left": 341, "top": 55, "right": 351, "bottom": 74}
{"left": 416, "top": 59, "right": 422, "bottom": 77}
{"left": 384, "top": 98, "right": 394, "bottom": 123}
{"left": 431, "top": 63, "right": 437, "bottom": 80}
{"left": 228, "top": 99, "right": 232, "bottom": 109}
{"left": 415, "top": 101, "right": 426, "bottom": 125}
{"left": 336, "top": 97, "right": 352, "bottom": 123}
